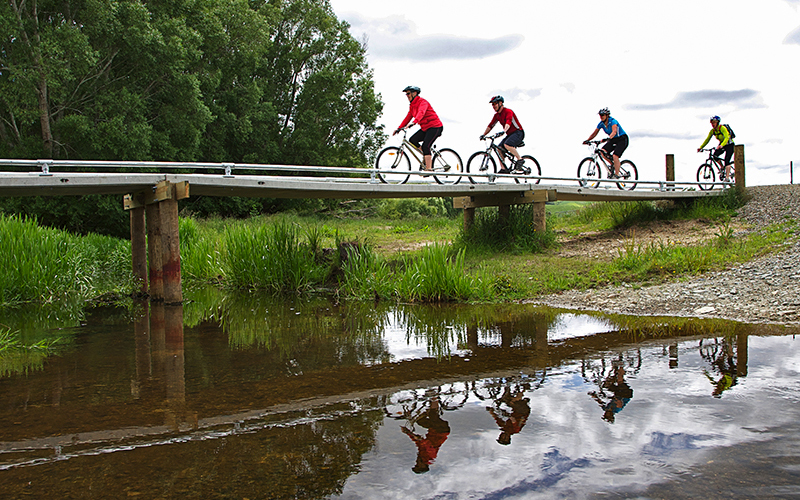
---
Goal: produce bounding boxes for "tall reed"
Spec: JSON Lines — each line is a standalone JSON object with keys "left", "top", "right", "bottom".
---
{"left": 0, "top": 214, "right": 134, "bottom": 304}
{"left": 396, "top": 243, "right": 475, "bottom": 302}
{"left": 223, "top": 220, "right": 326, "bottom": 293}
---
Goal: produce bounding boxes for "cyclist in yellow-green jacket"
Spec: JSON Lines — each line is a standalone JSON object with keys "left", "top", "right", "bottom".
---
{"left": 698, "top": 115, "right": 734, "bottom": 181}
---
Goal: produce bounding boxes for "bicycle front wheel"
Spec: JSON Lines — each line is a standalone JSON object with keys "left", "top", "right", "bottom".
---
{"left": 616, "top": 160, "right": 638, "bottom": 190}
{"left": 577, "top": 157, "right": 602, "bottom": 188}
{"left": 515, "top": 155, "right": 541, "bottom": 184}
{"left": 432, "top": 148, "right": 463, "bottom": 185}
{"left": 376, "top": 146, "right": 411, "bottom": 184}
{"left": 467, "top": 151, "right": 496, "bottom": 184}
{"left": 696, "top": 163, "right": 715, "bottom": 191}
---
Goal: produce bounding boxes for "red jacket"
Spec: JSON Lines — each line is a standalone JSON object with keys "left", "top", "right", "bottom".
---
{"left": 398, "top": 96, "right": 443, "bottom": 131}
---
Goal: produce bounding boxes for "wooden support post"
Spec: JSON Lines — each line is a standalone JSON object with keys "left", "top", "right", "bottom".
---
{"left": 533, "top": 201, "right": 546, "bottom": 233}
{"left": 734, "top": 144, "right": 745, "bottom": 188}
{"left": 665, "top": 154, "right": 675, "bottom": 191}
{"left": 498, "top": 205, "right": 510, "bottom": 225}
{"left": 146, "top": 203, "right": 164, "bottom": 301}
{"left": 464, "top": 207, "right": 475, "bottom": 232}
{"left": 159, "top": 190, "right": 182, "bottom": 305}
{"left": 130, "top": 202, "right": 148, "bottom": 295}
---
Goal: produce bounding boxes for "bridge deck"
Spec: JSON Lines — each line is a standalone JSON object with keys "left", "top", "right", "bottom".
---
{"left": 0, "top": 171, "right": 723, "bottom": 202}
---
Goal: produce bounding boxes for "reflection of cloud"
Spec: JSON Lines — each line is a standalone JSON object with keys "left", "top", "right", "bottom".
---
{"left": 634, "top": 130, "right": 700, "bottom": 140}
{"left": 626, "top": 89, "right": 767, "bottom": 110}
{"left": 784, "top": 25, "right": 800, "bottom": 45}
{"left": 340, "top": 13, "right": 523, "bottom": 61}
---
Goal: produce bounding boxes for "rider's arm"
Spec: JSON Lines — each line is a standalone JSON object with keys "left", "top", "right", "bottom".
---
{"left": 585, "top": 128, "right": 600, "bottom": 142}
{"left": 396, "top": 109, "right": 414, "bottom": 134}
{"left": 698, "top": 129, "right": 713, "bottom": 150}
{"left": 607, "top": 123, "right": 618, "bottom": 140}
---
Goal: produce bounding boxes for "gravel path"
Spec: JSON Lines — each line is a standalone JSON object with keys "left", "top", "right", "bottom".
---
{"left": 532, "top": 184, "right": 800, "bottom": 325}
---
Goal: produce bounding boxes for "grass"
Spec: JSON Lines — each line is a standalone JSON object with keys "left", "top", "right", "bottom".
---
{"left": 2, "top": 186, "right": 793, "bottom": 305}
{"left": 0, "top": 214, "right": 137, "bottom": 305}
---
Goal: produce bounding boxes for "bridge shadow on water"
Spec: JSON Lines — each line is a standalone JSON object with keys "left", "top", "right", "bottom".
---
{"left": 0, "top": 289, "right": 798, "bottom": 499}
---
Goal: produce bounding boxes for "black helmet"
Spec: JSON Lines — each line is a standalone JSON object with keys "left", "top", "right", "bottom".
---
{"left": 489, "top": 95, "right": 504, "bottom": 104}
{"left": 403, "top": 85, "right": 421, "bottom": 93}
{"left": 598, "top": 107, "right": 610, "bottom": 115}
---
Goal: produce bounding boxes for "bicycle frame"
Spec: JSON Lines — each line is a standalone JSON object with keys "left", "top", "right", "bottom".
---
{"left": 480, "top": 132, "right": 514, "bottom": 169}
{"left": 700, "top": 148, "right": 732, "bottom": 179}
{"left": 697, "top": 148, "right": 734, "bottom": 190}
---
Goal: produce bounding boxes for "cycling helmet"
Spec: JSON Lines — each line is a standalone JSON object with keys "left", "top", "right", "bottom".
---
{"left": 489, "top": 95, "right": 504, "bottom": 104}
{"left": 598, "top": 107, "right": 610, "bottom": 115}
{"left": 403, "top": 85, "right": 421, "bottom": 93}
{"left": 710, "top": 115, "right": 721, "bottom": 122}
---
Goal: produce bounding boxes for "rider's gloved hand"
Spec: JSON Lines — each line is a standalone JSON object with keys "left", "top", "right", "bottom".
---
{"left": 479, "top": 135, "right": 485, "bottom": 140}
{"left": 583, "top": 140, "right": 590, "bottom": 145}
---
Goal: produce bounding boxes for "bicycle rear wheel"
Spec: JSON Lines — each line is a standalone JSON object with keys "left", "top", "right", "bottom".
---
{"left": 696, "top": 163, "right": 715, "bottom": 191}
{"left": 432, "top": 148, "right": 463, "bottom": 185}
{"left": 515, "top": 155, "right": 541, "bottom": 184}
{"left": 376, "top": 146, "right": 411, "bottom": 184}
{"left": 616, "top": 160, "right": 638, "bottom": 190}
{"left": 466, "top": 151, "right": 496, "bottom": 184}
{"left": 577, "top": 157, "right": 602, "bottom": 188}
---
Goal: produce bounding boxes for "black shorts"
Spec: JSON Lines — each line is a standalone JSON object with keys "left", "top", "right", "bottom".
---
{"left": 500, "top": 130, "right": 524, "bottom": 149}
{"left": 410, "top": 127, "right": 443, "bottom": 155}
{"left": 602, "top": 134, "right": 629, "bottom": 158}
{"left": 714, "top": 143, "right": 734, "bottom": 165}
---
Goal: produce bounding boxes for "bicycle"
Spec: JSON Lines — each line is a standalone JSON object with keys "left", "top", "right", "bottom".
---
{"left": 577, "top": 140, "right": 638, "bottom": 190}
{"left": 465, "top": 131, "right": 541, "bottom": 184}
{"left": 375, "top": 129, "right": 464, "bottom": 185}
{"left": 696, "top": 148, "right": 735, "bottom": 191}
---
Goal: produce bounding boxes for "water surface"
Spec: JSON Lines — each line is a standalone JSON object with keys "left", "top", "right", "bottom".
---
{"left": 1, "top": 291, "right": 799, "bottom": 499}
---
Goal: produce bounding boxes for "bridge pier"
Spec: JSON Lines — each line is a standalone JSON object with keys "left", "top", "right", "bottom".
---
{"left": 124, "top": 180, "right": 189, "bottom": 304}
{"left": 454, "top": 189, "right": 554, "bottom": 232}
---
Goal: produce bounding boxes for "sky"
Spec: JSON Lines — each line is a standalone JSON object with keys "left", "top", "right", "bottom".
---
{"left": 330, "top": 0, "right": 800, "bottom": 187}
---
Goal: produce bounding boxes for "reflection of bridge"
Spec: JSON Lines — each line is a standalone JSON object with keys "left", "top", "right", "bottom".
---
{"left": 0, "top": 149, "right": 745, "bottom": 302}
{"left": 0, "top": 300, "right": 754, "bottom": 472}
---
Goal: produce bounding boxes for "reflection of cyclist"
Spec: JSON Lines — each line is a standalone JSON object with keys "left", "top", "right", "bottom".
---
{"left": 697, "top": 115, "right": 734, "bottom": 181}
{"left": 583, "top": 107, "right": 628, "bottom": 179}
{"left": 700, "top": 338, "right": 739, "bottom": 398}
{"left": 400, "top": 397, "right": 451, "bottom": 474}
{"left": 394, "top": 85, "right": 443, "bottom": 175}
{"left": 588, "top": 365, "right": 633, "bottom": 423}
{"left": 486, "top": 388, "right": 530, "bottom": 445}
{"left": 480, "top": 95, "right": 525, "bottom": 174}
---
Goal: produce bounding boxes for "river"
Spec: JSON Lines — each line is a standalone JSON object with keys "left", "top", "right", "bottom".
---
{"left": 1, "top": 289, "right": 799, "bottom": 499}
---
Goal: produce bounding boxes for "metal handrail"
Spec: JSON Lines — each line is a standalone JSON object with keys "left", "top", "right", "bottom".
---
{"left": 0, "top": 158, "right": 733, "bottom": 190}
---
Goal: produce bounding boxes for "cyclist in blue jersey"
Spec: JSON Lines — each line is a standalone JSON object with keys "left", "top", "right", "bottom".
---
{"left": 583, "top": 108, "right": 629, "bottom": 178}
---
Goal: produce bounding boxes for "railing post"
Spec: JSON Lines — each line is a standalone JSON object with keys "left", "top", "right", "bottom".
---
{"left": 734, "top": 145, "right": 745, "bottom": 188}
{"left": 665, "top": 154, "right": 675, "bottom": 191}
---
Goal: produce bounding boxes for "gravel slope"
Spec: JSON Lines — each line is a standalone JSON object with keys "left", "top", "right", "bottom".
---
{"left": 532, "top": 184, "right": 800, "bottom": 325}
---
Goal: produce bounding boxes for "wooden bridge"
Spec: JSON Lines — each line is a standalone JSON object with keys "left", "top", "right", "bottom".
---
{"left": 0, "top": 146, "right": 746, "bottom": 304}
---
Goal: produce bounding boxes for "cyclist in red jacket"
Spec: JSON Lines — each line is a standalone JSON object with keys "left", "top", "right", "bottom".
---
{"left": 481, "top": 95, "right": 525, "bottom": 173}
{"left": 394, "top": 86, "right": 443, "bottom": 173}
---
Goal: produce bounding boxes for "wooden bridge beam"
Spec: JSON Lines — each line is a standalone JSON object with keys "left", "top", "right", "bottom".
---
{"left": 734, "top": 145, "right": 745, "bottom": 189}
{"left": 124, "top": 180, "right": 189, "bottom": 304}
{"left": 454, "top": 189, "right": 555, "bottom": 233}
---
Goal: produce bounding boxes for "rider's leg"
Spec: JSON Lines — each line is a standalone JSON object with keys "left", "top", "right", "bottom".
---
{"left": 613, "top": 155, "right": 621, "bottom": 177}
{"left": 421, "top": 127, "right": 443, "bottom": 171}
{"left": 504, "top": 144, "right": 521, "bottom": 161}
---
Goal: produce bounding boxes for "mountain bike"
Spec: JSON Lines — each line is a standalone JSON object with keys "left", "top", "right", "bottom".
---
{"left": 577, "top": 140, "right": 638, "bottom": 190}
{"left": 465, "top": 132, "right": 541, "bottom": 184}
{"left": 375, "top": 129, "right": 464, "bottom": 185}
{"left": 696, "top": 148, "right": 735, "bottom": 191}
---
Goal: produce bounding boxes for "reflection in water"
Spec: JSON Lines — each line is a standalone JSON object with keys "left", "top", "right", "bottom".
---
{"left": 1, "top": 293, "right": 800, "bottom": 499}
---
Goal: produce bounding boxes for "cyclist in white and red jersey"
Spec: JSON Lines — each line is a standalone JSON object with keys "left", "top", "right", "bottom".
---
{"left": 481, "top": 95, "right": 525, "bottom": 173}
{"left": 394, "top": 85, "right": 443, "bottom": 173}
